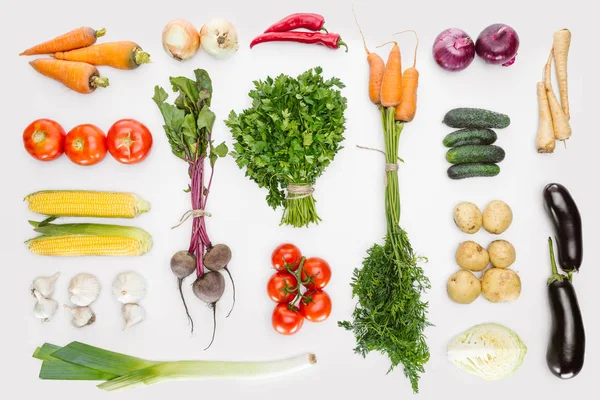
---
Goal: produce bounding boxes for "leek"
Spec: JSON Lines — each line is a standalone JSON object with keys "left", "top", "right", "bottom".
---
{"left": 34, "top": 342, "right": 316, "bottom": 392}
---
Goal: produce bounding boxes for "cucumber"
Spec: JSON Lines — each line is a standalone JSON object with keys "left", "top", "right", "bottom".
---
{"left": 446, "top": 145, "right": 505, "bottom": 164}
{"left": 443, "top": 129, "right": 498, "bottom": 147}
{"left": 443, "top": 108, "right": 510, "bottom": 129}
{"left": 447, "top": 163, "right": 500, "bottom": 179}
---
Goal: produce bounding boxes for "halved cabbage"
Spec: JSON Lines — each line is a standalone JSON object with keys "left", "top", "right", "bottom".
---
{"left": 447, "top": 323, "right": 527, "bottom": 380}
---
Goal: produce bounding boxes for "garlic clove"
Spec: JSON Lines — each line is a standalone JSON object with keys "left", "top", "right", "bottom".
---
{"left": 112, "top": 271, "right": 147, "bottom": 304}
{"left": 68, "top": 273, "right": 100, "bottom": 306}
{"left": 122, "top": 303, "right": 145, "bottom": 331}
{"left": 33, "top": 290, "right": 58, "bottom": 322}
{"left": 64, "top": 305, "right": 96, "bottom": 328}
{"left": 31, "top": 272, "right": 61, "bottom": 298}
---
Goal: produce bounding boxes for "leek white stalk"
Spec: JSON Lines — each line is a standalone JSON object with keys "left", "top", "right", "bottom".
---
{"left": 35, "top": 341, "right": 316, "bottom": 391}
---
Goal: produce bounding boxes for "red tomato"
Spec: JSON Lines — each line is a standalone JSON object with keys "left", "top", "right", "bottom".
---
{"left": 22, "top": 119, "right": 65, "bottom": 161}
{"left": 300, "top": 257, "right": 332, "bottom": 290}
{"left": 272, "top": 243, "right": 302, "bottom": 271}
{"left": 300, "top": 290, "right": 332, "bottom": 323}
{"left": 107, "top": 119, "right": 153, "bottom": 164}
{"left": 65, "top": 124, "right": 107, "bottom": 166}
{"left": 267, "top": 272, "right": 298, "bottom": 303}
{"left": 272, "top": 304, "right": 304, "bottom": 335}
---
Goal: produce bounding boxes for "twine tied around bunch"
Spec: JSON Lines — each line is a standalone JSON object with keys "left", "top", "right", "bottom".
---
{"left": 286, "top": 184, "right": 315, "bottom": 200}
{"left": 171, "top": 209, "right": 212, "bottom": 229}
{"left": 356, "top": 145, "right": 401, "bottom": 186}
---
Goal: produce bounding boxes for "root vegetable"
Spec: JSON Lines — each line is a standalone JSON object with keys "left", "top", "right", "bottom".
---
{"left": 553, "top": 29, "right": 571, "bottom": 120}
{"left": 192, "top": 271, "right": 225, "bottom": 350}
{"left": 29, "top": 59, "right": 109, "bottom": 94}
{"left": 54, "top": 41, "right": 151, "bottom": 70}
{"left": 447, "top": 270, "right": 481, "bottom": 304}
{"left": 544, "top": 51, "right": 571, "bottom": 142}
{"left": 20, "top": 27, "right": 105, "bottom": 56}
{"left": 353, "top": 8, "right": 384, "bottom": 105}
{"left": 453, "top": 202, "right": 482, "bottom": 234}
{"left": 162, "top": 20, "right": 200, "bottom": 61}
{"left": 170, "top": 251, "right": 196, "bottom": 332}
{"left": 483, "top": 200, "right": 513, "bottom": 234}
{"left": 379, "top": 41, "right": 402, "bottom": 107}
{"left": 456, "top": 241, "right": 489, "bottom": 272}
{"left": 199, "top": 19, "right": 239, "bottom": 59}
{"left": 536, "top": 81, "right": 555, "bottom": 153}
{"left": 204, "top": 244, "right": 232, "bottom": 270}
{"left": 488, "top": 240, "right": 516, "bottom": 269}
{"left": 481, "top": 268, "right": 521, "bottom": 303}
{"left": 204, "top": 244, "right": 235, "bottom": 317}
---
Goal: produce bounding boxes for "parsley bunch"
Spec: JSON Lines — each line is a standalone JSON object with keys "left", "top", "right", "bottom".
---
{"left": 338, "top": 108, "right": 431, "bottom": 393}
{"left": 225, "top": 67, "right": 347, "bottom": 228}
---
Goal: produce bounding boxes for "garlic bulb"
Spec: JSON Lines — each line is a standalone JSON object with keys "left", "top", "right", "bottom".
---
{"left": 122, "top": 303, "right": 145, "bottom": 331}
{"left": 64, "top": 305, "right": 96, "bottom": 328}
{"left": 31, "top": 272, "right": 60, "bottom": 298}
{"left": 112, "top": 271, "right": 147, "bottom": 304}
{"left": 68, "top": 273, "right": 100, "bottom": 306}
{"left": 33, "top": 290, "right": 58, "bottom": 322}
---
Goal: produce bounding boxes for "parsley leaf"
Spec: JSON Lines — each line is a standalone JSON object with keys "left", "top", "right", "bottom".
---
{"left": 225, "top": 68, "right": 347, "bottom": 227}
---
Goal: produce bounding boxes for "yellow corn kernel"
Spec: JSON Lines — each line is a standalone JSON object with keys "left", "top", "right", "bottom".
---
{"left": 27, "top": 235, "right": 144, "bottom": 257}
{"left": 25, "top": 191, "right": 150, "bottom": 218}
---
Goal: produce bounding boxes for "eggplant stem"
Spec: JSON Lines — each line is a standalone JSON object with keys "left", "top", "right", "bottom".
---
{"left": 547, "top": 237, "right": 566, "bottom": 285}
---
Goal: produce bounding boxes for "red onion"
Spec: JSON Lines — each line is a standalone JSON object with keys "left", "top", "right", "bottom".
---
{"left": 433, "top": 28, "right": 475, "bottom": 72}
{"left": 475, "top": 24, "right": 520, "bottom": 66}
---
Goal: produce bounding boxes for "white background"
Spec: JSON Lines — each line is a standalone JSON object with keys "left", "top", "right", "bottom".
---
{"left": 0, "top": 0, "right": 596, "bottom": 398}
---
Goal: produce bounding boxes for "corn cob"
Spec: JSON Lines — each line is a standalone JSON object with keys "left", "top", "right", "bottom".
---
{"left": 25, "top": 190, "right": 151, "bottom": 218}
{"left": 26, "top": 221, "right": 152, "bottom": 257}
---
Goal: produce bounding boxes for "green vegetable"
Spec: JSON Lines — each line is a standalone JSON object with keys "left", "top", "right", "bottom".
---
{"left": 226, "top": 67, "right": 347, "bottom": 228}
{"left": 447, "top": 323, "right": 527, "bottom": 380}
{"left": 34, "top": 342, "right": 317, "bottom": 391}
{"left": 446, "top": 145, "right": 505, "bottom": 164}
{"left": 443, "top": 108, "right": 510, "bottom": 129}
{"left": 339, "top": 108, "right": 430, "bottom": 393}
{"left": 447, "top": 163, "right": 500, "bottom": 179}
{"left": 443, "top": 128, "right": 497, "bottom": 147}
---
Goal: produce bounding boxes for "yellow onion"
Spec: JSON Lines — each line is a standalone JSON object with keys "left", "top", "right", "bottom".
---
{"left": 162, "top": 19, "right": 200, "bottom": 61}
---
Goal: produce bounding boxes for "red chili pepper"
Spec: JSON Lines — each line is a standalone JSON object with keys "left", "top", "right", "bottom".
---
{"left": 264, "top": 13, "right": 327, "bottom": 33}
{"left": 250, "top": 32, "right": 348, "bottom": 52}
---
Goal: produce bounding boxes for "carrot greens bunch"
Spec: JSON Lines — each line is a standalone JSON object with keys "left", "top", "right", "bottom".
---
{"left": 226, "top": 67, "right": 347, "bottom": 228}
{"left": 339, "top": 13, "right": 429, "bottom": 393}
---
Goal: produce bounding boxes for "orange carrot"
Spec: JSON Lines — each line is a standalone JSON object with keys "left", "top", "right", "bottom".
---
{"left": 394, "top": 31, "right": 419, "bottom": 122}
{"left": 29, "top": 59, "right": 109, "bottom": 94}
{"left": 378, "top": 41, "right": 402, "bottom": 107}
{"left": 20, "top": 27, "right": 106, "bottom": 56}
{"left": 353, "top": 8, "right": 384, "bottom": 104}
{"left": 54, "top": 41, "right": 151, "bottom": 70}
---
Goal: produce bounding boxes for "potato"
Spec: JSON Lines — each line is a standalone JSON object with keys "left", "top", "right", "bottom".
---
{"left": 488, "top": 240, "right": 516, "bottom": 269}
{"left": 453, "top": 202, "right": 483, "bottom": 234}
{"left": 483, "top": 200, "right": 513, "bottom": 234}
{"left": 456, "top": 241, "right": 489, "bottom": 271}
{"left": 447, "top": 270, "right": 481, "bottom": 304}
{"left": 481, "top": 268, "right": 521, "bottom": 303}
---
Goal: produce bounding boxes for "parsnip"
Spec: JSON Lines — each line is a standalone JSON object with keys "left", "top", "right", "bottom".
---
{"left": 536, "top": 82, "right": 555, "bottom": 153}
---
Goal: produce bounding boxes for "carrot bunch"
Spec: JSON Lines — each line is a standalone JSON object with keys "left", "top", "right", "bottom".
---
{"left": 355, "top": 16, "right": 419, "bottom": 122}
{"left": 536, "top": 29, "right": 571, "bottom": 152}
{"left": 20, "top": 27, "right": 151, "bottom": 94}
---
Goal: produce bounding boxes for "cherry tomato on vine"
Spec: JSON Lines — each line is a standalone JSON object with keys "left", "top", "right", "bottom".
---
{"left": 22, "top": 119, "right": 66, "bottom": 161}
{"left": 272, "top": 243, "right": 302, "bottom": 271}
{"left": 107, "top": 119, "right": 153, "bottom": 164}
{"left": 272, "top": 304, "right": 304, "bottom": 335}
{"left": 300, "top": 290, "right": 332, "bottom": 323}
{"left": 267, "top": 272, "right": 298, "bottom": 303}
{"left": 65, "top": 124, "right": 107, "bottom": 166}
{"left": 300, "top": 257, "right": 332, "bottom": 290}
